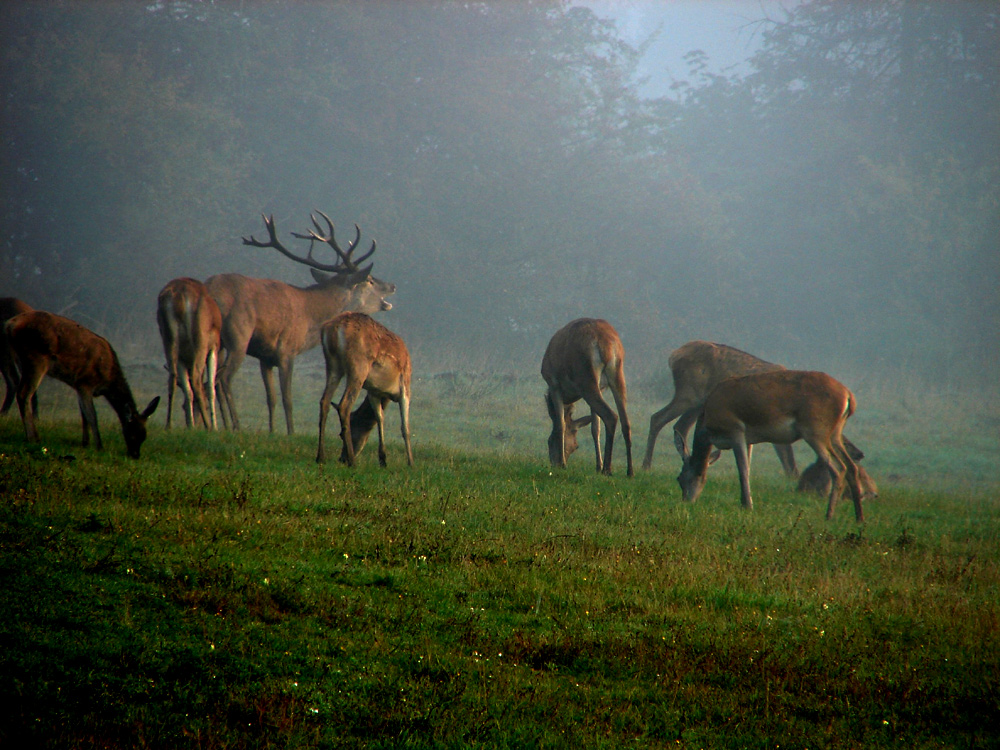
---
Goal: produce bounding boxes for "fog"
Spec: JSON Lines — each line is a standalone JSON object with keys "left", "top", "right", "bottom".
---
{"left": 2, "top": 1, "right": 997, "bottom": 391}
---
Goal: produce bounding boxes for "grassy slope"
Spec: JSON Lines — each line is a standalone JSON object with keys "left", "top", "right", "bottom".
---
{"left": 1, "top": 366, "right": 998, "bottom": 749}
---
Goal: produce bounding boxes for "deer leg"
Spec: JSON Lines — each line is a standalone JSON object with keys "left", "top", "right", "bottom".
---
{"left": 278, "top": 357, "right": 295, "bottom": 436}
{"left": 316, "top": 371, "right": 342, "bottom": 464}
{"left": 16, "top": 360, "right": 46, "bottom": 442}
{"left": 341, "top": 399, "right": 378, "bottom": 462}
{"left": 398, "top": 390, "right": 414, "bottom": 467}
{"left": 672, "top": 408, "right": 701, "bottom": 461}
{"left": 371, "top": 395, "right": 388, "bottom": 467}
{"left": 643, "top": 399, "right": 688, "bottom": 470}
{"left": 337, "top": 381, "right": 365, "bottom": 467}
{"left": 586, "top": 394, "right": 618, "bottom": 476}
{"left": 204, "top": 347, "right": 218, "bottom": 430}
{"left": 609, "top": 381, "right": 633, "bottom": 477}
{"left": 189, "top": 356, "right": 210, "bottom": 430}
{"left": 545, "top": 390, "right": 568, "bottom": 469}
{"left": 77, "top": 392, "right": 102, "bottom": 450}
{"left": 732, "top": 435, "right": 753, "bottom": 510}
{"left": 774, "top": 444, "right": 799, "bottom": 478}
{"left": 259, "top": 361, "right": 278, "bottom": 434}
{"left": 179, "top": 364, "right": 196, "bottom": 428}
{"left": 832, "top": 434, "right": 865, "bottom": 522}
{"left": 216, "top": 346, "right": 243, "bottom": 431}
{"left": 0, "top": 359, "right": 15, "bottom": 415}
{"left": 165, "top": 360, "right": 177, "bottom": 430}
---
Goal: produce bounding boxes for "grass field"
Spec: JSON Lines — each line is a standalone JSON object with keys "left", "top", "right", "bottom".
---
{"left": 2, "top": 359, "right": 998, "bottom": 749}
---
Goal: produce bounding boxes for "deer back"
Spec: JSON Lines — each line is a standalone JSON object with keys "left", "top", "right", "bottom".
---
{"left": 668, "top": 340, "right": 785, "bottom": 406}
{"left": 541, "top": 318, "right": 624, "bottom": 402}
{"left": 704, "top": 370, "right": 853, "bottom": 445}
{"left": 323, "top": 312, "right": 411, "bottom": 397}
{"left": 157, "top": 278, "right": 221, "bottom": 362}
{"left": 8, "top": 310, "right": 127, "bottom": 394}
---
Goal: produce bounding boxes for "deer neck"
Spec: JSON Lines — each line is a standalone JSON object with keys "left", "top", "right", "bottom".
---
{"left": 101, "top": 375, "right": 140, "bottom": 425}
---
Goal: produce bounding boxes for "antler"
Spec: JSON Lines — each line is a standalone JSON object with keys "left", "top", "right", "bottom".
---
{"left": 291, "top": 210, "right": 377, "bottom": 273}
{"left": 242, "top": 212, "right": 375, "bottom": 275}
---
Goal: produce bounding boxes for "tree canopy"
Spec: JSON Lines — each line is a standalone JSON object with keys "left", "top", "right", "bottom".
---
{"left": 2, "top": 0, "right": 996, "bottom": 381}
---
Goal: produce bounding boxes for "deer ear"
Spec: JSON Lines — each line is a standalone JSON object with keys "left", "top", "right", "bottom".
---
{"left": 708, "top": 448, "right": 723, "bottom": 466}
{"left": 572, "top": 415, "right": 594, "bottom": 428}
{"left": 311, "top": 269, "right": 331, "bottom": 284}
{"left": 141, "top": 396, "right": 161, "bottom": 420}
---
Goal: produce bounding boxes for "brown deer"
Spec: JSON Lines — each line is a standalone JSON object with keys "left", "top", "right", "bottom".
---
{"left": 1, "top": 297, "right": 35, "bottom": 415}
{"left": 5, "top": 310, "right": 160, "bottom": 458}
{"left": 541, "top": 318, "right": 633, "bottom": 477}
{"left": 798, "top": 437, "right": 878, "bottom": 499}
{"left": 156, "top": 278, "right": 222, "bottom": 430}
{"left": 677, "top": 370, "right": 865, "bottom": 522}
{"left": 643, "top": 341, "right": 798, "bottom": 476}
{"left": 206, "top": 212, "right": 396, "bottom": 435}
{"left": 316, "top": 312, "right": 413, "bottom": 467}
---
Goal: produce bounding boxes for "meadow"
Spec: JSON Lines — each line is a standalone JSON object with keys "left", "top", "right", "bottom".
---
{"left": 1, "top": 359, "right": 998, "bottom": 749}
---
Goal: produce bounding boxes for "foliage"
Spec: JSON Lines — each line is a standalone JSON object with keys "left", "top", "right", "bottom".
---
{"left": 1, "top": 1, "right": 997, "bottom": 379}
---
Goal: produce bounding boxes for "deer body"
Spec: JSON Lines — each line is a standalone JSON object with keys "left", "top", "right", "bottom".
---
{"left": 157, "top": 278, "right": 221, "bottom": 430}
{"left": 207, "top": 213, "right": 395, "bottom": 435}
{"left": 643, "top": 340, "right": 797, "bottom": 476}
{"left": 677, "top": 370, "right": 864, "bottom": 522}
{"left": 5, "top": 310, "right": 159, "bottom": 458}
{"left": 1, "top": 297, "right": 34, "bottom": 415}
{"left": 541, "top": 318, "right": 633, "bottom": 477}
{"left": 316, "top": 312, "right": 413, "bottom": 467}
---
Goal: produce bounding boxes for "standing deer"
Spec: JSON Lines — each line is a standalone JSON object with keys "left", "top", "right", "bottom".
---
{"left": 206, "top": 211, "right": 396, "bottom": 435}
{"left": 316, "top": 312, "right": 413, "bottom": 467}
{"left": 541, "top": 318, "right": 633, "bottom": 477}
{"left": 5, "top": 310, "right": 160, "bottom": 458}
{"left": 677, "top": 370, "right": 865, "bottom": 522}
{"left": 643, "top": 341, "right": 797, "bottom": 476}
{"left": 156, "top": 278, "right": 222, "bottom": 430}
{"left": 1, "top": 297, "right": 35, "bottom": 415}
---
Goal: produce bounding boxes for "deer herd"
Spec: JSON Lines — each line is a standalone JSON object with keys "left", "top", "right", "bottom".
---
{"left": 1, "top": 210, "right": 877, "bottom": 522}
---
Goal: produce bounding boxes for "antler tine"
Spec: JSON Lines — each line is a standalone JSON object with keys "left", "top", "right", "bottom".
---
{"left": 242, "top": 213, "right": 345, "bottom": 272}
{"left": 352, "top": 235, "right": 377, "bottom": 267}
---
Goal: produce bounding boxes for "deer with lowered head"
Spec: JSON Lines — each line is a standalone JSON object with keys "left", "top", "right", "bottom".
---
{"left": 677, "top": 369, "right": 865, "bottom": 522}
{"left": 541, "top": 318, "right": 633, "bottom": 477}
{"left": 206, "top": 211, "right": 396, "bottom": 435}
{"left": 5, "top": 310, "right": 160, "bottom": 458}
{"left": 643, "top": 341, "right": 798, "bottom": 476}
{"left": 316, "top": 311, "right": 413, "bottom": 467}
{"left": 1, "top": 297, "right": 35, "bottom": 416}
{"left": 156, "top": 277, "right": 222, "bottom": 430}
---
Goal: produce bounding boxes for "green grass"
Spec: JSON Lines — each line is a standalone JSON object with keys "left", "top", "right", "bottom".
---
{"left": 1, "top": 368, "right": 998, "bottom": 748}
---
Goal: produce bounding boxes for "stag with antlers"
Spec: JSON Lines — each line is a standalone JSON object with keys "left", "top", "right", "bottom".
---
{"left": 206, "top": 211, "right": 396, "bottom": 434}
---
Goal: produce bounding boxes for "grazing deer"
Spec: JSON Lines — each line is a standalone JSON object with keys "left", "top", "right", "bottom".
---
{"left": 1, "top": 297, "right": 35, "bottom": 415}
{"left": 156, "top": 278, "right": 222, "bottom": 430}
{"left": 316, "top": 312, "right": 413, "bottom": 467}
{"left": 541, "top": 318, "right": 633, "bottom": 477}
{"left": 677, "top": 370, "right": 864, "bottom": 522}
{"left": 206, "top": 212, "right": 396, "bottom": 435}
{"left": 798, "top": 436, "right": 878, "bottom": 499}
{"left": 643, "top": 341, "right": 797, "bottom": 476}
{"left": 5, "top": 310, "right": 160, "bottom": 458}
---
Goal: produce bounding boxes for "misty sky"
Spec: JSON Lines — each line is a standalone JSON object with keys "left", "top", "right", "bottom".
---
{"left": 583, "top": 0, "right": 783, "bottom": 95}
